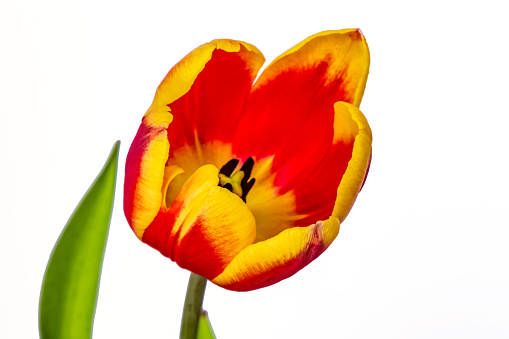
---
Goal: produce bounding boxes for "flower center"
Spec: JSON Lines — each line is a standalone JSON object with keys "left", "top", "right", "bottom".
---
{"left": 218, "top": 157, "right": 256, "bottom": 202}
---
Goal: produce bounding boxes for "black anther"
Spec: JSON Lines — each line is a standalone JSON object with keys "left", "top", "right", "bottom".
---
{"left": 240, "top": 157, "right": 254, "bottom": 187}
{"left": 241, "top": 178, "right": 256, "bottom": 202}
{"left": 219, "top": 159, "right": 239, "bottom": 176}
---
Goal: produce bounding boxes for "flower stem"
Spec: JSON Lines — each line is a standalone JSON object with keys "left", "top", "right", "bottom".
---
{"left": 180, "top": 273, "right": 207, "bottom": 339}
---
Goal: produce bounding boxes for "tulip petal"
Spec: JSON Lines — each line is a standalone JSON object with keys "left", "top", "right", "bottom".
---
{"left": 232, "top": 29, "right": 369, "bottom": 161}
{"left": 291, "top": 102, "right": 372, "bottom": 226}
{"left": 124, "top": 108, "right": 171, "bottom": 239}
{"left": 259, "top": 29, "right": 369, "bottom": 106}
{"left": 125, "top": 40, "right": 264, "bottom": 238}
{"left": 244, "top": 155, "right": 303, "bottom": 242}
{"left": 331, "top": 102, "right": 372, "bottom": 222}
{"left": 231, "top": 30, "right": 370, "bottom": 229}
{"left": 211, "top": 216, "right": 340, "bottom": 291}
{"left": 142, "top": 165, "right": 257, "bottom": 279}
{"left": 149, "top": 39, "right": 265, "bottom": 151}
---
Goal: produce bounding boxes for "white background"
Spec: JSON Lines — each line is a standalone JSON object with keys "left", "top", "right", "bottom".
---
{"left": 1, "top": 0, "right": 508, "bottom": 338}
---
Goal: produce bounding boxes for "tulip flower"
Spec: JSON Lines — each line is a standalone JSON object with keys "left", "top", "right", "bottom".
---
{"left": 124, "top": 29, "right": 372, "bottom": 292}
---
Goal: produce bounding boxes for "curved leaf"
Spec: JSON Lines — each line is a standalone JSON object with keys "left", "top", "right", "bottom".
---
{"left": 39, "top": 141, "right": 120, "bottom": 339}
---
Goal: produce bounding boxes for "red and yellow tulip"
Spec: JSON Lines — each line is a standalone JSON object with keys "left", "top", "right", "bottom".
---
{"left": 124, "top": 29, "right": 372, "bottom": 291}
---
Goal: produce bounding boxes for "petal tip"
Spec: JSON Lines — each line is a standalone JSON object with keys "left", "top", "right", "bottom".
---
{"left": 351, "top": 28, "right": 365, "bottom": 41}
{"left": 317, "top": 216, "right": 340, "bottom": 248}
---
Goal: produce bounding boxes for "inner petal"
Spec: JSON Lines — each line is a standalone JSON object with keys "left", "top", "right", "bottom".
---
{"left": 164, "top": 138, "right": 233, "bottom": 208}
{"left": 166, "top": 45, "right": 264, "bottom": 158}
{"left": 246, "top": 155, "right": 304, "bottom": 242}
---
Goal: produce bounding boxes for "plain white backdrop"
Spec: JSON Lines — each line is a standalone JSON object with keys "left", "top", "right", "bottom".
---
{"left": 1, "top": 0, "right": 508, "bottom": 338}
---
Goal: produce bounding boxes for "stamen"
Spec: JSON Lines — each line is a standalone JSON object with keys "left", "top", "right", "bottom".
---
{"left": 219, "top": 159, "right": 239, "bottom": 176}
{"left": 241, "top": 178, "right": 255, "bottom": 202}
{"left": 240, "top": 157, "right": 254, "bottom": 187}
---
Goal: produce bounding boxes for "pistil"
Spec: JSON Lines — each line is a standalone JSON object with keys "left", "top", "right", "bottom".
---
{"left": 218, "top": 157, "right": 256, "bottom": 202}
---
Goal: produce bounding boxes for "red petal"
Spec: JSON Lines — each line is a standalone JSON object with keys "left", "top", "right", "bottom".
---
{"left": 124, "top": 119, "right": 170, "bottom": 238}
{"left": 231, "top": 30, "right": 370, "bottom": 225}
{"left": 149, "top": 40, "right": 264, "bottom": 159}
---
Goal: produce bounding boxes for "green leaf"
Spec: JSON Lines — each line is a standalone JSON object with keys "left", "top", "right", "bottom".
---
{"left": 197, "top": 311, "right": 217, "bottom": 339}
{"left": 39, "top": 141, "right": 120, "bottom": 339}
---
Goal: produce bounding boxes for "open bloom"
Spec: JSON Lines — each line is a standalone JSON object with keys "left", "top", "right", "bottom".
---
{"left": 124, "top": 29, "right": 371, "bottom": 291}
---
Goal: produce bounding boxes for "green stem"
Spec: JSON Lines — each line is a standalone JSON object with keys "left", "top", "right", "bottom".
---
{"left": 180, "top": 273, "right": 207, "bottom": 339}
